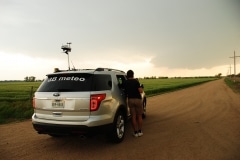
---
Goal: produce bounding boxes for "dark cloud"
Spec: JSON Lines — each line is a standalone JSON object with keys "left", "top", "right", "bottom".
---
{"left": 0, "top": 0, "right": 240, "bottom": 70}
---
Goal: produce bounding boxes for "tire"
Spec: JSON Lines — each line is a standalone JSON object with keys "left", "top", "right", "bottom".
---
{"left": 142, "top": 99, "right": 146, "bottom": 119}
{"left": 108, "top": 110, "right": 125, "bottom": 143}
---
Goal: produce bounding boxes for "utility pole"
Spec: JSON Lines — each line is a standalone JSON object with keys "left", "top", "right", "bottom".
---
{"left": 230, "top": 64, "right": 232, "bottom": 75}
{"left": 229, "top": 51, "right": 240, "bottom": 76}
{"left": 229, "top": 65, "right": 231, "bottom": 76}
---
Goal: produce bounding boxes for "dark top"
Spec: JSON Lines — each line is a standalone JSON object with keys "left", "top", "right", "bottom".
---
{"left": 124, "top": 79, "right": 142, "bottom": 99}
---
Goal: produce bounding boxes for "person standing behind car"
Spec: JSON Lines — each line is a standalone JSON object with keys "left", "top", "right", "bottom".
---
{"left": 124, "top": 70, "right": 144, "bottom": 137}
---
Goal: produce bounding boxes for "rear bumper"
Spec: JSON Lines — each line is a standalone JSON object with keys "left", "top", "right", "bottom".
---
{"left": 32, "top": 121, "right": 112, "bottom": 136}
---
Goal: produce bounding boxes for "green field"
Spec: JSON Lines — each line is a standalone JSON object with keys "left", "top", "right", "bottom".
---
{"left": 139, "top": 78, "right": 218, "bottom": 96}
{"left": 0, "top": 82, "right": 41, "bottom": 101}
{"left": 0, "top": 78, "right": 217, "bottom": 124}
{"left": 0, "top": 82, "right": 41, "bottom": 124}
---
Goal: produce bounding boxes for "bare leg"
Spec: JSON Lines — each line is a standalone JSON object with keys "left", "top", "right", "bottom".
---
{"left": 131, "top": 114, "right": 138, "bottom": 131}
{"left": 137, "top": 114, "right": 143, "bottom": 131}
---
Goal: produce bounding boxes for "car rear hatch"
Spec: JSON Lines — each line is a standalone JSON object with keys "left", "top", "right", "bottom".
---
{"left": 33, "top": 72, "right": 112, "bottom": 122}
{"left": 34, "top": 92, "right": 91, "bottom": 121}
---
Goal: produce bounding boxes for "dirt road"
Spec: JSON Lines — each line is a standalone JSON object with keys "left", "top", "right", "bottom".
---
{"left": 1, "top": 79, "right": 240, "bottom": 160}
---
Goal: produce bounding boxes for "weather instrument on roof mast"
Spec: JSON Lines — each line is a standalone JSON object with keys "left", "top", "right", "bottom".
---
{"left": 61, "top": 42, "right": 71, "bottom": 70}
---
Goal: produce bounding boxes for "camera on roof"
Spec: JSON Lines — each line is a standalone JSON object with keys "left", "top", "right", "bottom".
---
{"left": 61, "top": 45, "right": 71, "bottom": 53}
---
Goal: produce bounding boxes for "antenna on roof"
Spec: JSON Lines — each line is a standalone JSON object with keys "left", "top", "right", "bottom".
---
{"left": 71, "top": 60, "right": 75, "bottom": 70}
{"left": 61, "top": 42, "right": 72, "bottom": 70}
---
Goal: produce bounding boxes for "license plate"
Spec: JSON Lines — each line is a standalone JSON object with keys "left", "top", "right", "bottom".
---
{"left": 52, "top": 100, "right": 65, "bottom": 108}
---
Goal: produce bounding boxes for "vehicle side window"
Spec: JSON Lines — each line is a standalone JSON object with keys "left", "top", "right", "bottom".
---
{"left": 116, "top": 75, "right": 127, "bottom": 89}
{"left": 92, "top": 74, "right": 112, "bottom": 91}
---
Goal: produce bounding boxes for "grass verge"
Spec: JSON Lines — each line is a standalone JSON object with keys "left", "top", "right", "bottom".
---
{"left": 0, "top": 100, "right": 33, "bottom": 124}
{"left": 224, "top": 77, "right": 240, "bottom": 94}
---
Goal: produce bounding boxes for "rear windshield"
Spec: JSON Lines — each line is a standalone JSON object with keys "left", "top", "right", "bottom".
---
{"left": 37, "top": 73, "right": 112, "bottom": 92}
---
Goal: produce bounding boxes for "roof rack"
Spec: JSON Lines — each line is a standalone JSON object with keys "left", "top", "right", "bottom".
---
{"left": 95, "top": 68, "right": 125, "bottom": 73}
{"left": 54, "top": 68, "right": 95, "bottom": 73}
{"left": 53, "top": 67, "right": 125, "bottom": 73}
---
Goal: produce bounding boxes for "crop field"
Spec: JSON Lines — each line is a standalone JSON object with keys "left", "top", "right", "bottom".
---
{"left": 0, "top": 81, "right": 41, "bottom": 123}
{"left": 0, "top": 78, "right": 217, "bottom": 124}
{"left": 0, "top": 82, "right": 41, "bottom": 101}
{"left": 139, "top": 77, "right": 218, "bottom": 96}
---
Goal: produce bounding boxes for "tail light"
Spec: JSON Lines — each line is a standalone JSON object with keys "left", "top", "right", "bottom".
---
{"left": 32, "top": 97, "right": 36, "bottom": 109}
{"left": 90, "top": 94, "right": 106, "bottom": 111}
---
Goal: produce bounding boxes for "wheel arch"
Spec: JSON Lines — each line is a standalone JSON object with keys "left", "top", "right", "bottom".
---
{"left": 116, "top": 104, "right": 128, "bottom": 120}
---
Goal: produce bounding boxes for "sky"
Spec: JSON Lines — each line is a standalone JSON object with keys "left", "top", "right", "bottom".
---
{"left": 0, "top": 0, "right": 240, "bottom": 80}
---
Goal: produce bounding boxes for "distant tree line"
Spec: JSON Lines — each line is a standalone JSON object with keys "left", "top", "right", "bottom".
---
{"left": 215, "top": 73, "right": 222, "bottom": 78}
{"left": 227, "top": 73, "right": 240, "bottom": 78}
{"left": 140, "top": 75, "right": 221, "bottom": 79}
{"left": 24, "top": 76, "right": 36, "bottom": 82}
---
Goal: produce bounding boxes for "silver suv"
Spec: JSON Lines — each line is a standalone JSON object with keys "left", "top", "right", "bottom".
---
{"left": 32, "top": 68, "right": 146, "bottom": 143}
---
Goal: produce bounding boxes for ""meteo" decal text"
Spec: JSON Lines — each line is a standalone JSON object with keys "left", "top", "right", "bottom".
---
{"left": 48, "top": 76, "right": 86, "bottom": 82}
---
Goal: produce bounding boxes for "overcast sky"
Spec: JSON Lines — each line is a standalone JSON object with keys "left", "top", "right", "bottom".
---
{"left": 0, "top": 0, "right": 240, "bottom": 80}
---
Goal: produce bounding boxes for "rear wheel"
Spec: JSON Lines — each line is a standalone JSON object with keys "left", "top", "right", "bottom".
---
{"left": 108, "top": 111, "right": 125, "bottom": 143}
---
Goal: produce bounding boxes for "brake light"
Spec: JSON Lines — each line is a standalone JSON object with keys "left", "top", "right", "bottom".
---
{"left": 32, "top": 97, "right": 36, "bottom": 109}
{"left": 90, "top": 94, "right": 106, "bottom": 111}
